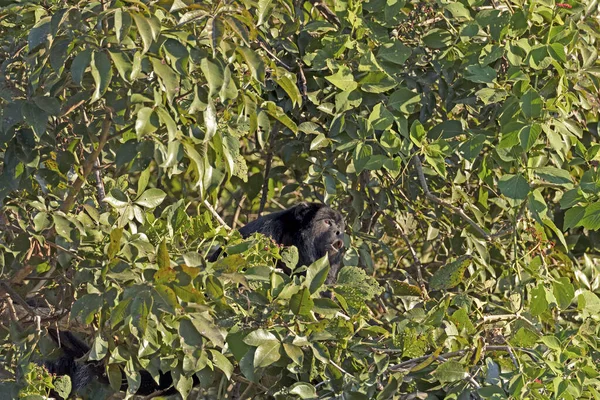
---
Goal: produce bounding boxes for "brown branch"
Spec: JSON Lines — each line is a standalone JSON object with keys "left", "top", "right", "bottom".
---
{"left": 258, "top": 41, "right": 293, "bottom": 71}
{"left": 306, "top": 0, "right": 340, "bottom": 27}
{"left": 204, "top": 200, "right": 231, "bottom": 230}
{"left": 61, "top": 117, "right": 112, "bottom": 212}
{"left": 386, "top": 215, "right": 428, "bottom": 299}
{"left": 107, "top": 122, "right": 135, "bottom": 142}
{"left": 0, "top": 281, "right": 39, "bottom": 318}
{"left": 232, "top": 194, "right": 247, "bottom": 230}
{"left": 297, "top": 59, "right": 308, "bottom": 98}
{"left": 388, "top": 345, "right": 538, "bottom": 371}
{"left": 93, "top": 158, "right": 106, "bottom": 207}
{"left": 412, "top": 154, "right": 492, "bottom": 241}
{"left": 258, "top": 126, "right": 277, "bottom": 217}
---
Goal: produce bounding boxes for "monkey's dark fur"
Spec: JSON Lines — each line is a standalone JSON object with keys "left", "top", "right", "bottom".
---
{"left": 45, "top": 202, "right": 345, "bottom": 396}
{"left": 214, "top": 202, "right": 345, "bottom": 282}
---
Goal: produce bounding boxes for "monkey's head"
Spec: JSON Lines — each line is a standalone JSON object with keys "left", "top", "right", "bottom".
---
{"left": 294, "top": 202, "right": 345, "bottom": 270}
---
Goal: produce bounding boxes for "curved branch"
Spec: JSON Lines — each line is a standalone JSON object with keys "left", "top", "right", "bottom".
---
{"left": 412, "top": 154, "right": 491, "bottom": 241}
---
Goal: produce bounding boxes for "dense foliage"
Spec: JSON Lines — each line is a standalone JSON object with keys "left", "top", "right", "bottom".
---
{"left": 1, "top": 0, "right": 600, "bottom": 398}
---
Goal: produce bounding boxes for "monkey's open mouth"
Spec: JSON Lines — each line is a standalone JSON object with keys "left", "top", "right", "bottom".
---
{"left": 330, "top": 239, "right": 344, "bottom": 252}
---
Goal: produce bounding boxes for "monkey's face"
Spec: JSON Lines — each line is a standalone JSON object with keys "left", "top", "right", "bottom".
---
{"left": 311, "top": 208, "right": 345, "bottom": 264}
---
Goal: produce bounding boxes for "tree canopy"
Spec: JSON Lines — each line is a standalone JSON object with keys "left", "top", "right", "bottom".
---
{"left": 1, "top": 0, "right": 600, "bottom": 398}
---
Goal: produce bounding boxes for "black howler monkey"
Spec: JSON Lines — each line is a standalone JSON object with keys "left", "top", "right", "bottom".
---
{"left": 46, "top": 202, "right": 345, "bottom": 396}
{"left": 212, "top": 201, "right": 345, "bottom": 282}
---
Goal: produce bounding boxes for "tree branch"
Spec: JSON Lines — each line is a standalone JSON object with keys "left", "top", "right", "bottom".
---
{"left": 306, "top": 0, "right": 340, "bottom": 27}
{"left": 386, "top": 215, "right": 428, "bottom": 298}
{"left": 258, "top": 124, "right": 277, "bottom": 217}
{"left": 412, "top": 154, "right": 492, "bottom": 241}
{"left": 61, "top": 117, "right": 112, "bottom": 212}
{"left": 204, "top": 200, "right": 231, "bottom": 230}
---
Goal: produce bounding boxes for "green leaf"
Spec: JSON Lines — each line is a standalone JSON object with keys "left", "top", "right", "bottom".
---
{"left": 114, "top": 9, "right": 132, "bottom": 44}
{"left": 135, "top": 107, "right": 160, "bottom": 137}
{"left": 458, "top": 134, "right": 486, "bottom": 161}
{"left": 519, "top": 123, "right": 542, "bottom": 151}
{"left": 429, "top": 257, "right": 469, "bottom": 291}
{"left": 388, "top": 88, "right": 420, "bottom": 114}
{"left": 204, "top": 99, "right": 217, "bottom": 141}
{"left": 377, "top": 41, "right": 411, "bottom": 65}
{"left": 22, "top": 102, "right": 48, "bottom": 138}
{"left": 552, "top": 278, "right": 574, "bottom": 310}
{"left": 33, "top": 96, "right": 60, "bottom": 116}
{"left": 237, "top": 47, "right": 265, "bottom": 82}
{"left": 108, "top": 50, "right": 132, "bottom": 82}
{"left": 257, "top": 0, "right": 274, "bottom": 25}
{"left": 290, "top": 287, "right": 314, "bottom": 316}
{"left": 150, "top": 58, "right": 179, "bottom": 103}
{"left": 289, "top": 383, "right": 317, "bottom": 399}
{"left": 310, "top": 133, "right": 330, "bottom": 151}
{"left": 305, "top": 255, "right": 330, "bottom": 294}
{"left": 409, "top": 120, "right": 426, "bottom": 146}
{"left": 200, "top": 58, "right": 224, "bottom": 98}
{"left": 530, "top": 284, "right": 549, "bottom": 316}
{"left": 275, "top": 74, "right": 302, "bottom": 107}
{"left": 353, "top": 143, "right": 372, "bottom": 174}
{"left": 135, "top": 188, "right": 166, "bottom": 208}
{"left": 433, "top": 361, "right": 467, "bottom": 382}
{"left": 91, "top": 51, "right": 113, "bottom": 102}
{"left": 28, "top": 17, "right": 51, "bottom": 50}
{"left": 579, "top": 202, "right": 600, "bottom": 230}
{"left": 209, "top": 350, "right": 233, "bottom": 379}
{"left": 132, "top": 13, "right": 154, "bottom": 54}
{"left": 578, "top": 290, "right": 600, "bottom": 319}
{"left": 548, "top": 43, "right": 566, "bottom": 63}
{"left": 157, "top": 238, "right": 170, "bottom": 271}
{"left": 53, "top": 375, "right": 72, "bottom": 399}
{"left": 422, "top": 29, "right": 453, "bottom": 48}
{"left": 254, "top": 341, "right": 281, "bottom": 368}
{"left": 71, "top": 293, "right": 103, "bottom": 324}
{"left": 163, "top": 38, "right": 189, "bottom": 75}
{"left": 50, "top": 37, "right": 71, "bottom": 72}
{"left": 326, "top": 65, "right": 358, "bottom": 91}
{"left": 262, "top": 101, "right": 298, "bottom": 133}
{"left": 563, "top": 206, "right": 584, "bottom": 230}
{"left": 188, "top": 313, "right": 226, "bottom": 347}
{"left": 520, "top": 89, "right": 543, "bottom": 119}
{"left": 107, "top": 228, "right": 123, "bottom": 260}
{"left": 534, "top": 166, "right": 573, "bottom": 187}
{"left": 464, "top": 64, "right": 497, "bottom": 83}
{"left": 445, "top": 2, "right": 472, "bottom": 19}
{"left": 53, "top": 215, "right": 73, "bottom": 241}
{"left": 244, "top": 329, "right": 279, "bottom": 346}
{"left": 498, "top": 174, "right": 529, "bottom": 201}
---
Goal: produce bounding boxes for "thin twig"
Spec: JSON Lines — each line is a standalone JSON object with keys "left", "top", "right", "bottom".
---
{"left": 0, "top": 281, "right": 39, "bottom": 317}
{"left": 270, "top": 198, "right": 288, "bottom": 210}
{"left": 386, "top": 215, "right": 428, "bottom": 298}
{"left": 232, "top": 194, "right": 247, "bottom": 230}
{"left": 61, "top": 117, "right": 112, "bottom": 212}
{"left": 93, "top": 158, "right": 106, "bottom": 207}
{"left": 412, "top": 154, "right": 491, "bottom": 241}
{"left": 258, "top": 41, "right": 293, "bottom": 71}
{"left": 204, "top": 200, "right": 231, "bottom": 230}
{"left": 297, "top": 59, "right": 308, "bottom": 98}
{"left": 3, "top": 294, "right": 18, "bottom": 321}
{"left": 258, "top": 125, "right": 277, "bottom": 217}
{"left": 107, "top": 122, "right": 135, "bottom": 142}
{"left": 389, "top": 345, "right": 537, "bottom": 371}
{"left": 306, "top": 0, "right": 340, "bottom": 26}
